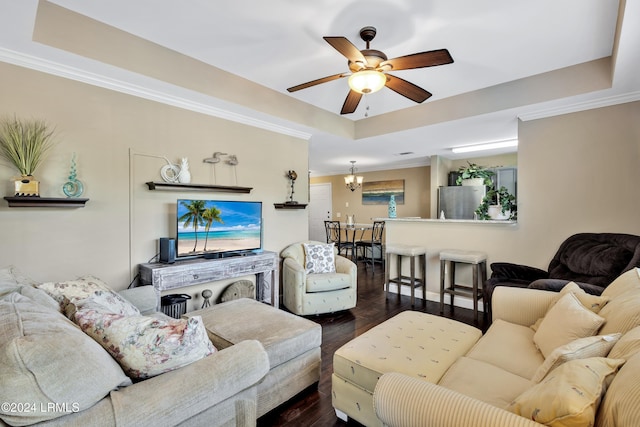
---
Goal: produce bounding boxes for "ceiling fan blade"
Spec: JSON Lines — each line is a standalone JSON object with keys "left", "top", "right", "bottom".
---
{"left": 385, "top": 74, "right": 432, "bottom": 103}
{"left": 381, "top": 49, "right": 453, "bottom": 71}
{"left": 340, "top": 90, "right": 363, "bottom": 114}
{"left": 323, "top": 36, "right": 367, "bottom": 64}
{"left": 287, "top": 73, "right": 347, "bottom": 92}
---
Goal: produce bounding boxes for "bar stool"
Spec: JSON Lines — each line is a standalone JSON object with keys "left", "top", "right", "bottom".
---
{"left": 385, "top": 244, "right": 427, "bottom": 307}
{"left": 439, "top": 249, "right": 487, "bottom": 322}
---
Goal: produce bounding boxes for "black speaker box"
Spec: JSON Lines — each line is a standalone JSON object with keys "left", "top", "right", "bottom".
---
{"left": 159, "top": 238, "right": 176, "bottom": 264}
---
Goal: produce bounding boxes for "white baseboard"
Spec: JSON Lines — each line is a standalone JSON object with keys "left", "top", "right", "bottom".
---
{"left": 385, "top": 283, "right": 485, "bottom": 312}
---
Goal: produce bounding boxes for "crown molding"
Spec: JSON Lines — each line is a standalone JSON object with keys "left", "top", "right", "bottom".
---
{"left": 518, "top": 90, "right": 640, "bottom": 121}
{"left": 0, "top": 47, "right": 312, "bottom": 141}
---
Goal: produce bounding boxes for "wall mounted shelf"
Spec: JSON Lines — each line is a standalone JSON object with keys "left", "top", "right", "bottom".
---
{"left": 274, "top": 203, "right": 307, "bottom": 209}
{"left": 145, "top": 182, "right": 252, "bottom": 193}
{"left": 4, "top": 197, "right": 89, "bottom": 208}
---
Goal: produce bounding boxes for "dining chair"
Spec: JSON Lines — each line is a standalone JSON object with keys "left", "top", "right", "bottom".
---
{"left": 324, "top": 220, "right": 356, "bottom": 261}
{"left": 325, "top": 220, "right": 341, "bottom": 246}
{"left": 340, "top": 225, "right": 358, "bottom": 262}
{"left": 355, "top": 221, "right": 385, "bottom": 271}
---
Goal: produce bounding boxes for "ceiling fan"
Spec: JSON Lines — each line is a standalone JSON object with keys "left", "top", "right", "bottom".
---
{"left": 287, "top": 26, "right": 454, "bottom": 115}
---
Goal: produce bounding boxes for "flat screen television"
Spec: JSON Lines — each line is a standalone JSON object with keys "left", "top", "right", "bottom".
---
{"left": 176, "top": 199, "right": 262, "bottom": 258}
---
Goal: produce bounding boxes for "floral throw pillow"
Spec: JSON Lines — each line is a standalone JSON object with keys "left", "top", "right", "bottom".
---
{"left": 37, "top": 275, "right": 139, "bottom": 316}
{"left": 73, "top": 307, "right": 216, "bottom": 379}
{"left": 303, "top": 243, "right": 336, "bottom": 274}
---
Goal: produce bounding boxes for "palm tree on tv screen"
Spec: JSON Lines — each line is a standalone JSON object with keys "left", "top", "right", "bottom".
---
{"left": 179, "top": 200, "right": 206, "bottom": 252}
{"left": 202, "top": 206, "right": 224, "bottom": 251}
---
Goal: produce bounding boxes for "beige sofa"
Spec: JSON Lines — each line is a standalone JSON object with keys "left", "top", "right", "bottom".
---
{"left": 333, "top": 268, "right": 640, "bottom": 427}
{"left": 0, "top": 268, "right": 270, "bottom": 427}
{"left": 183, "top": 297, "right": 322, "bottom": 419}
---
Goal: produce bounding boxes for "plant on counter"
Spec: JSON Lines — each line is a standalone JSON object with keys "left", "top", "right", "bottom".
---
{"left": 475, "top": 186, "right": 517, "bottom": 220}
{"left": 455, "top": 161, "right": 495, "bottom": 186}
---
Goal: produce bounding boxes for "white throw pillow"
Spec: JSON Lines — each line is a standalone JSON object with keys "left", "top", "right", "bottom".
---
{"left": 558, "top": 282, "right": 610, "bottom": 313}
{"left": 601, "top": 267, "right": 640, "bottom": 300}
{"left": 531, "top": 333, "right": 620, "bottom": 382}
{"left": 534, "top": 292, "right": 605, "bottom": 358}
{"left": 598, "top": 288, "right": 640, "bottom": 336}
{"left": 509, "top": 357, "right": 625, "bottom": 427}
{"left": 303, "top": 243, "right": 336, "bottom": 274}
{"left": 609, "top": 325, "right": 640, "bottom": 360}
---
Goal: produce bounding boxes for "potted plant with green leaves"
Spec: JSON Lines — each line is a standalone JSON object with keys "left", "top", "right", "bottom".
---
{"left": 475, "top": 186, "right": 517, "bottom": 220}
{"left": 0, "top": 116, "right": 56, "bottom": 196}
{"left": 455, "top": 161, "right": 495, "bottom": 186}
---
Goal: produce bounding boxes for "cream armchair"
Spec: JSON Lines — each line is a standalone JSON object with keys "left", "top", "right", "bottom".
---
{"left": 281, "top": 241, "right": 357, "bottom": 315}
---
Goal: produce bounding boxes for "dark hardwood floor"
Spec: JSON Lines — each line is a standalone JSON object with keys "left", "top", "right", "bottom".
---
{"left": 257, "top": 261, "right": 489, "bottom": 427}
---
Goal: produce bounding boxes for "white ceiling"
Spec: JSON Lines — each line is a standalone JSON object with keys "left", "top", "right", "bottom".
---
{"left": 1, "top": 0, "right": 639, "bottom": 176}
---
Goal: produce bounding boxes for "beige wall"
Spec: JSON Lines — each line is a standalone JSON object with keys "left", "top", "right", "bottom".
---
{"left": 385, "top": 101, "right": 640, "bottom": 307}
{"left": 310, "top": 166, "right": 431, "bottom": 221}
{"left": 0, "top": 62, "right": 309, "bottom": 291}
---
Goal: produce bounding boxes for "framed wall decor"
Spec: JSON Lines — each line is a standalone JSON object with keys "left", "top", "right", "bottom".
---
{"left": 362, "top": 179, "right": 405, "bottom": 205}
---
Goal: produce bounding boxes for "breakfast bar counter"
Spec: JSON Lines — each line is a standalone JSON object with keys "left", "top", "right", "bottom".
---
{"left": 379, "top": 217, "right": 519, "bottom": 311}
{"left": 380, "top": 217, "right": 517, "bottom": 225}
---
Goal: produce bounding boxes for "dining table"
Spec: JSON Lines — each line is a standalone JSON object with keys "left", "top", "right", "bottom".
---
{"left": 339, "top": 223, "right": 373, "bottom": 261}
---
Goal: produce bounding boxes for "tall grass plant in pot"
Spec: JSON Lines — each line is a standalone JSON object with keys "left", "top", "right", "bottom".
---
{"left": 0, "top": 117, "right": 56, "bottom": 196}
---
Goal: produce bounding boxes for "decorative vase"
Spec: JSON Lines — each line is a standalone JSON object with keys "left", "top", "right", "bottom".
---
{"left": 388, "top": 195, "right": 397, "bottom": 218}
{"left": 461, "top": 177, "right": 485, "bottom": 186}
{"left": 62, "top": 153, "right": 84, "bottom": 197}
{"left": 13, "top": 175, "right": 39, "bottom": 196}
{"left": 488, "top": 205, "right": 511, "bottom": 220}
{"left": 346, "top": 215, "right": 355, "bottom": 227}
{"left": 177, "top": 158, "right": 191, "bottom": 183}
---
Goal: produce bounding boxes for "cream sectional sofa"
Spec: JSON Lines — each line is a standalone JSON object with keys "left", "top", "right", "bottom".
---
{"left": 333, "top": 268, "right": 640, "bottom": 427}
{"left": 0, "top": 268, "right": 270, "bottom": 427}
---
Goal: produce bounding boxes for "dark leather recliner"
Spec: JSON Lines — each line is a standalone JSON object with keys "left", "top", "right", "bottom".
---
{"left": 485, "top": 232, "right": 640, "bottom": 310}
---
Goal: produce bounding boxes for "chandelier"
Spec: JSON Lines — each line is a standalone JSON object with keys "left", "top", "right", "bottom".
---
{"left": 344, "top": 161, "right": 364, "bottom": 191}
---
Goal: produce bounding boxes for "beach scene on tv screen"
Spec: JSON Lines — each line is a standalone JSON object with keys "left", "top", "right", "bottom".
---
{"left": 177, "top": 199, "right": 261, "bottom": 256}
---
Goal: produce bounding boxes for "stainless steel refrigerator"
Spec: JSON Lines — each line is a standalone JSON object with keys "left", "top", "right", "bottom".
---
{"left": 437, "top": 186, "right": 486, "bottom": 220}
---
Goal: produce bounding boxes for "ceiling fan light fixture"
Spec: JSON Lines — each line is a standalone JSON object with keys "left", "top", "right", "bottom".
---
{"left": 348, "top": 70, "right": 386, "bottom": 94}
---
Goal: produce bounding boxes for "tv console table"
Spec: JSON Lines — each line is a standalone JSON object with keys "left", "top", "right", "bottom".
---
{"left": 138, "top": 251, "right": 279, "bottom": 310}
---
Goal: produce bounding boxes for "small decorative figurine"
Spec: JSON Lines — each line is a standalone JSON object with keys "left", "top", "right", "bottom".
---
{"left": 227, "top": 155, "right": 239, "bottom": 185}
{"left": 201, "top": 289, "right": 212, "bottom": 309}
{"left": 62, "top": 153, "right": 84, "bottom": 197}
{"left": 286, "top": 170, "right": 298, "bottom": 204}
{"left": 160, "top": 160, "right": 180, "bottom": 183}
{"left": 203, "top": 152, "right": 227, "bottom": 184}
{"left": 177, "top": 157, "right": 191, "bottom": 183}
